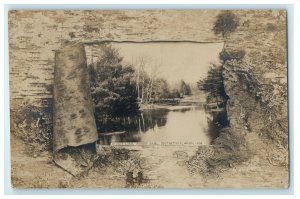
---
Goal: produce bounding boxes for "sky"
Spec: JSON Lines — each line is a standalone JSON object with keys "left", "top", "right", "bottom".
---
{"left": 111, "top": 42, "right": 224, "bottom": 85}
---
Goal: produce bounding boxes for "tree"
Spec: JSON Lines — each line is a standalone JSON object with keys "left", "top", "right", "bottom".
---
{"left": 153, "top": 78, "right": 170, "bottom": 100}
{"left": 89, "top": 45, "right": 139, "bottom": 130}
{"left": 134, "top": 57, "right": 151, "bottom": 104}
{"left": 134, "top": 57, "right": 163, "bottom": 104}
{"left": 180, "top": 80, "right": 192, "bottom": 96}
{"left": 197, "top": 64, "right": 228, "bottom": 105}
{"left": 169, "top": 88, "right": 181, "bottom": 99}
{"left": 213, "top": 11, "right": 239, "bottom": 38}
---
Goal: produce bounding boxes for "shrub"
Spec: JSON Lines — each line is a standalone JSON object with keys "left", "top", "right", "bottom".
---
{"left": 12, "top": 101, "right": 53, "bottom": 155}
{"left": 213, "top": 11, "right": 239, "bottom": 37}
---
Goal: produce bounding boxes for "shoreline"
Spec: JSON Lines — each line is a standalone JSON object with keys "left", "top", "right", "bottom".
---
{"left": 139, "top": 104, "right": 200, "bottom": 111}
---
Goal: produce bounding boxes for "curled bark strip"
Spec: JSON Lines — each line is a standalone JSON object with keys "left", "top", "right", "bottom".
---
{"left": 53, "top": 42, "right": 98, "bottom": 176}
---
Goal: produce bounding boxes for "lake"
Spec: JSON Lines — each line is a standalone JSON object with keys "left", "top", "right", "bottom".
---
{"left": 98, "top": 105, "right": 212, "bottom": 145}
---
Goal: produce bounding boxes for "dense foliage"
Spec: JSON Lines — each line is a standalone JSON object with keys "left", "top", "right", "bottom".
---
{"left": 197, "top": 64, "right": 228, "bottom": 105}
{"left": 12, "top": 101, "right": 53, "bottom": 155}
{"left": 89, "top": 45, "right": 140, "bottom": 128}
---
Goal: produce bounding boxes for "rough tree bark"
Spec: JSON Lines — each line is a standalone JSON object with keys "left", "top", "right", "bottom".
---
{"left": 53, "top": 42, "right": 98, "bottom": 176}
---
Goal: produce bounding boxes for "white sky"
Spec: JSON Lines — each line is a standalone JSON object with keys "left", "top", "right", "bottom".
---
{"left": 111, "top": 42, "right": 224, "bottom": 85}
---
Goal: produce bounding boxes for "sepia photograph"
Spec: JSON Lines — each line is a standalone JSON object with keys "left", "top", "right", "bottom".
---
{"left": 8, "top": 9, "right": 289, "bottom": 189}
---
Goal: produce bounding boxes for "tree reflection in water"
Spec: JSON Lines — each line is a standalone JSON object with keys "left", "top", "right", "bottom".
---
{"left": 205, "top": 110, "right": 230, "bottom": 141}
{"left": 97, "top": 109, "right": 169, "bottom": 144}
{"left": 97, "top": 106, "right": 226, "bottom": 145}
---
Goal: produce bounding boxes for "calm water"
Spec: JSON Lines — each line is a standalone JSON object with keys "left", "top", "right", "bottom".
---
{"left": 137, "top": 107, "right": 210, "bottom": 144}
{"left": 98, "top": 106, "right": 212, "bottom": 145}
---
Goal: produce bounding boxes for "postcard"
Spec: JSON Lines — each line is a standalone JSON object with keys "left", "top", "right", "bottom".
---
{"left": 9, "top": 10, "right": 288, "bottom": 188}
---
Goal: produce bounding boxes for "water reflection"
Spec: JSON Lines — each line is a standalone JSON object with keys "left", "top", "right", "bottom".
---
{"left": 98, "top": 106, "right": 213, "bottom": 145}
{"left": 138, "top": 106, "right": 211, "bottom": 144}
{"left": 206, "top": 110, "right": 230, "bottom": 140}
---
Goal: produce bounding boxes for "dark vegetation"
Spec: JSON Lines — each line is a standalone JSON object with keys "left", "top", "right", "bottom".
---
{"left": 197, "top": 49, "right": 245, "bottom": 107}
{"left": 197, "top": 63, "right": 228, "bottom": 106}
{"left": 219, "top": 49, "right": 245, "bottom": 62}
{"left": 89, "top": 45, "right": 139, "bottom": 120}
{"left": 206, "top": 111, "right": 230, "bottom": 140}
{"left": 12, "top": 101, "right": 53, "bottom": 155}
{"left": 92, "top": 146, "right": 148, "bottom": 187}
{"left": 213, "top": 11, "right": 239, "bottom": 38}
{"left": 207, "top": 128, "right": 250, "bottom": 170}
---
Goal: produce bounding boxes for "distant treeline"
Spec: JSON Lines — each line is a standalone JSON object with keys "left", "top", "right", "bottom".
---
{"left": 134, "top": 56, "right": 192, "bottom": 104}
